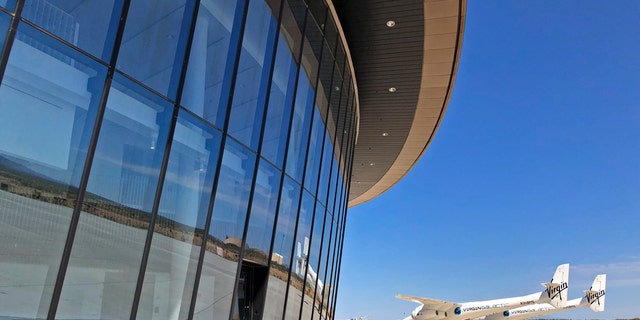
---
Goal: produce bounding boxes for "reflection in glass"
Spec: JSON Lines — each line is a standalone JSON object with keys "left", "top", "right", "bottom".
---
{"left": 317, "top": 213, "right": 333, "bottom": 320}
{"left": 263, "top": 177, "right": 300, "bottom": 320}
{"left": 0, "top": 0, "right": 15, "bottom": 12}
{"left": 245, "top": 159, "right": 281, "bottom": 265}
{"left": 0, "top": 23, "right": 106, "bottom": 319}
{"left": 193, "top": 137, "right": 256, "bottom": 319}
{"left": 209, "top": 138, "right": 256, "bottom": 252}
{"left": 285, "top": 71, "right": 314, "bottom": 182}
{"left": 286, "top": 190, "right": 314, "bottom": 319}
{"left": 182, "top": 0, "right": 243, "bottom": 129}
{"left": 117, "top": 0, "right": 191, "bottom": 99}
{"left": 136, "top": 110, "right": 223, "bottom": 319}
{"left": 327, "top": 157, "right": 339, "bottom": 212}
{"left": 57, "top": 73, "right": 173, "bottom": 318}
{"left": 262, "top": 31, "right": 299, "bottom": 168}
{"left": 0, "top": 0, "right": 357, "bottom": 318}
{"left": 21, "top": 0, "right": 123, "bottom": 61}
{"left": 303, "top": 201, "right": 325, "bottom": 319}
{"left": 317, "top": 131, "right": 333, "bottom": 205}
{"left": 0, "top": 10, "right": 9, "bottom": 52}
{"left": 227, "top": 0, "right": 279, "bottom": 150}
{"left": 304, "top": 107, "right": 324, "bottom": 194}
{"left": 323, "top": 212, "right": 341, "bottom": 320}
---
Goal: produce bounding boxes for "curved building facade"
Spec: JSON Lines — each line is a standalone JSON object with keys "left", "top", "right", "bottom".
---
{"left": 0, "top": 0, "right": 464, "bottom": 319}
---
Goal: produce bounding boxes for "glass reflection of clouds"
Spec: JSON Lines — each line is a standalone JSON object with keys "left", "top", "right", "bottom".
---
{"left": 0, "top": 0, "right": 356, "bottom": 318}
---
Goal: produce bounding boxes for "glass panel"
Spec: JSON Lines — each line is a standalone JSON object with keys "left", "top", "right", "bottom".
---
{"left": 329, "top": 66, "right": 344, "bottom": 146}
{"left": 317, "top": 213, "right": 333, "bottom": 320}
{"left": 284, "top": 67, "right": 314, "bottom": 183}
{"left": 303, "top": 106, "right": 324, "bottom": 195}
{"left": 302, "top": 201, "right": 325, "bottom": 320}
{"left": 285, "top": 190, "right": 313, "bottom": 319}
{"left": 326, "top": 225, "right": 340, "bottom": 319}
{"left": 0, "top": 0, "right": 15, "bottom": 12}
{"left": 57, "top": 73, "right": 173, "bottom": 318}
{"left": 327, "top": 159, "right": 339, "bottom": 213}
{"left": 182, "top": 0, "right": 244, "bottom": 129}
{"left": 0, "top": 23, "right": 107, "bottom": 319}
{"left": 323, "top": 13, "right": 337, "bottom": 60}
{"left": 210, "top": 138, "right": 256, "bottom": 253}
{"left": 245, "top": 159, "right": 281, "bottom": 265}
{"left": 0, "top": 11, "right": 9, "bottom": 48}
{"left": 308, "top": 0, "right": 326, "bottom": 31}
{"left": 136, "top": 110, "right": 223, "bottom": 319}
{"left": 339, "top": 80, "right": 354, "bottom": 172}
{"left": 261, "top": 29, "right": 299, "bottom": 168}
{"left": 317, "top": 131, "right": 332, "bottom": 205}
{"left": 21, "top": 0, "right": 123, "bottom": 61}
{"left": 316, "top": 40, "right": 334, "bottom": 132}
{"left": 193, "top": 138, "right": 256, "bottom": 320}
{"left": 227, "top": 0, "right": 279, "bottom": 150}
{"left": 305, "top": 11, "right": 324, "bottom": 68}
{"left": 334, "top": 40, "right": 346, "bottom": 79}
{"left": 117, "top": 0, "right": 192, "bottom": 99}
{"left": 263, "top": 176, "right": 300, "bottom": 320}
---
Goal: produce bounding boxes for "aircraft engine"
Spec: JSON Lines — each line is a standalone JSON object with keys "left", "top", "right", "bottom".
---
{"left": 411, "top": 308, "right": 440, "bottom": 320}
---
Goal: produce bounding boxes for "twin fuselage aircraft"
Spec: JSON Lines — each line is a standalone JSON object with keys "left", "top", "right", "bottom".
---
{"left": 480, "top": 274, "right": 606, "bottom": 320}
{"left": 396, "top": 264, "right": 606, "bottom": 320}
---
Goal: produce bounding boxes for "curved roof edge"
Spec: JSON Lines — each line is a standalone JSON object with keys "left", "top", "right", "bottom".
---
{"left": 348, "top": 0, "right": 467, "bottom": 207}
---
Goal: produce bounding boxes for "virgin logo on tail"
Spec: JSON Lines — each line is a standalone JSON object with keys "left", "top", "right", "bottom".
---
{"left": 547, "top": 282, "right": 568, "bottom": 299}
{"left": 587, "top": 290, "right": 605, "bottom": 304}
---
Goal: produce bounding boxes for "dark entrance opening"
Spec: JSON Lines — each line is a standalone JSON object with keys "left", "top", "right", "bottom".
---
{"left": 236, "top": 261, "right": 268, "bottom": 320}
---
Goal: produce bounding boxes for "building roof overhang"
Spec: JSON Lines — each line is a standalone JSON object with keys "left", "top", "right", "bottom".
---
{"left": 332, "top": 0, "right": 467, "bottom": 207}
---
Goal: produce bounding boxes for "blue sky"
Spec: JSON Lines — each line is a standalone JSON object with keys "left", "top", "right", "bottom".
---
{"left": 336, "top": 1, "right": 640, "bottom": 319}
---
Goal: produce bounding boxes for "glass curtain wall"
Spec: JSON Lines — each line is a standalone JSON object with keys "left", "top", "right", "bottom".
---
{"left": 0, "top": 0, "right": 357, "bottom": 319}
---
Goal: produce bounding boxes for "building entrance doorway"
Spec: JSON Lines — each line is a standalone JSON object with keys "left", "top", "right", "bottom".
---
{"left": 236, "top": 261, "right": 268, "bottom": 320}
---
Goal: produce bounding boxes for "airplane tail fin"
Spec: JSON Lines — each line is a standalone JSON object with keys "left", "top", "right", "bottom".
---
{"left": 540, "top": 263, "right": 569, "bottom": 308}
{"left": 583, "top": 274, "right": 606, "bottom": 312}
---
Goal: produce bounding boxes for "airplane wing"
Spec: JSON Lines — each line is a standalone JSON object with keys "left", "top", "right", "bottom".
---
{"left": 395, "top": 294, "right": 460, "bottom": 311}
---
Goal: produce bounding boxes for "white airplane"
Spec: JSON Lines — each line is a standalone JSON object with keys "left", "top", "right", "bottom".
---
{"left": 396, "top": 264, "right": 569, "bottom": 320}
{"left": 482, "top": 274, "right": 606, "bottom": 320}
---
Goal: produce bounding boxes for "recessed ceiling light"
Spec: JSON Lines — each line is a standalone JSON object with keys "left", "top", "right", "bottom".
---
{"left": 386, "top": 20, "right": 396, "bottom": 27}
{"left": 369, "top": 162, "right": 375, "bottom": 166}
{"left": 381, "top": 132, "right": 389, "bottom": 137}
{"left": 388, "top": 87, "right": 397, "bottom": 93}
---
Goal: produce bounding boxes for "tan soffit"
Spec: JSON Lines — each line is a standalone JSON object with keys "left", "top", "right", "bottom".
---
{"left": 348, "top": 0, "right": 466, "bottom": 207}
